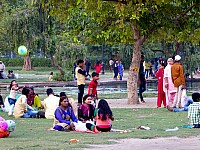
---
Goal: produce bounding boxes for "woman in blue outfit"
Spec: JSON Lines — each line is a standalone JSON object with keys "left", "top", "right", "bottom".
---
{"left": 53, "top": 96, "right": 78, "bottom": 131}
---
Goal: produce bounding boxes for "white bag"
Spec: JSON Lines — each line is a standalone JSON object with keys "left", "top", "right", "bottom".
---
{"left": 181, "top": 89, "right": 187, "bottom": 107}
{"left": 73, "top": 121, "right": 94, "bottom": 132}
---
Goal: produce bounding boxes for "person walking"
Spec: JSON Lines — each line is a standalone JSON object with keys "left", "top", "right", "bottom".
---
{"left": 113, "top": 60, "right": 119, "bottom": 80}
{"left": 75, "top": 59, "right": 86, "bottom": 105}
{"left": 85, "top": 58, "right": 91, "bottom": 78}
{"left": 138, "top": 55, "right": 146, "bottom": 103}
{"left": 171, "top": 55, "right": 186, "bottom": 108}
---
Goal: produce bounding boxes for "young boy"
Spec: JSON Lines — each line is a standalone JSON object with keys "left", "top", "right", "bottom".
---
{"left": 188, "top": 92, "right": 200, "bottom": 128}
{"left": 75, "top": 59, "right": 86, "bottom": 105}
{"left": 88, "top": 72, "right": 99, "bottom": 106}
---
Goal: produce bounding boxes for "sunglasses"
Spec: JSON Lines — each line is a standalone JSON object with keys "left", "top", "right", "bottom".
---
{"left": 63, "top": 100, "right": 69, "bottom": 103}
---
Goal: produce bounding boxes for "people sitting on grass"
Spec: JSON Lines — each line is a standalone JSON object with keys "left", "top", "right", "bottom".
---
{"left": 187, "top": 93, "right": 200, "bottom": 128}
{"left": 43, "top": 88, "right": 59, "bottom": 119}
{"left": 27, "top": 87, "right": 43, "bottom": 110}
{"left": 59, "top": 92, "right": 77, "bottom": 117}
{"left": 53, "top": 96, "right": 78, "bottom": 131}
{"left": 86, "top": 99, "right": 114, "bottom": 133}
{"left": 7, "top": 70, "right": 16, "bottom": 79}
{"left": 167, "top": 92, "right": 200, "bottom": 112}
{"left": 78, "top": 94, "right": 95, "bottom": 122}
{"left": 14, "top": 88, "right": 38, "bottom": 118}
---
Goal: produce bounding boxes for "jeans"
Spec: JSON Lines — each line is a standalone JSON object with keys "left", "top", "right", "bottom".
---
{"left": 8, "top": 98, "right": 16, "bottom": 105}
{"left": 21, "top": 109, "right": 38, "bottom": 118}
{"left": 173, "top": 98, "right": 193, "bottom": 112}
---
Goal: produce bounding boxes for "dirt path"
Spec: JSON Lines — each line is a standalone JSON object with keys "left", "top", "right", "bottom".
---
{"left": 83, "top": 136, "right": 200, "bottom": 150}
{"left": 107, "top": 98, "right": 158, "bottom": 108}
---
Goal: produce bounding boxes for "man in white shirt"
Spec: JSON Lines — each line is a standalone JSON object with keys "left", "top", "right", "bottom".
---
{"left": 43, "top": 88, "right": 59, "bottom": 119}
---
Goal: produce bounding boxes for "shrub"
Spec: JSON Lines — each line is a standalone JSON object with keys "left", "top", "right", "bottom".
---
{"left": 0, "top": 58, "right": 52, "bottom": 67}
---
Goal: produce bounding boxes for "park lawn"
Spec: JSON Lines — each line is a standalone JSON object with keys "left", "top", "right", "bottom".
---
{"left": 0, "top": 67, "right": 58, "bottom": 83}
{"left": 0, "top": 108, "right": 199, "bottom": 150}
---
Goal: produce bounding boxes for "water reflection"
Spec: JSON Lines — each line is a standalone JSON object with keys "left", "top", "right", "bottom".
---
{"left": 0, "top": 81, "right": 199, "bottom": 96}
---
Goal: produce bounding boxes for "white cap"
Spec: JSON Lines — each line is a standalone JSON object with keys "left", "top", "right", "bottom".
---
{"left": 175, "top": 55, "right": 181, "bottom": 61}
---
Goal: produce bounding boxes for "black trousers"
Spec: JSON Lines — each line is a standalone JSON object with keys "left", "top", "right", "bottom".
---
{"left": 0, "top": 95, "right": 4, "bottom": 106}
{"left": 78, "top": 84, "right": 85, "bottom": 104}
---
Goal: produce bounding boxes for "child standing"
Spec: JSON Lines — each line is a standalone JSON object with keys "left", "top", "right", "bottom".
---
{"left": 94, "top": 61, "right": 102, "bottom": 74}
{"left": 156, "top": 62, "right": 166, "bottom": 108}
{"left": 118, "top": 61, "right": 124, "bottom": 80}
{"left": 8, "top": 80, "right": 23, "bottom": 116}
{"left": 88, "top": 72, "right": 99, "bottom": 106}
{"left": 86, "top": 99, "right": 114, "bottom": 133}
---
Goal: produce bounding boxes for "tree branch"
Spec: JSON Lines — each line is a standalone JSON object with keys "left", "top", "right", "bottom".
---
{"left": 102, "top": 0, "right": 127, "bottom": 5}
{"left": 176, "top": 2, "right": 199, "bottom": 19}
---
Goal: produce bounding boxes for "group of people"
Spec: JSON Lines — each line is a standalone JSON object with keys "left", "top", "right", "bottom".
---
{"left": 0, "top": 61, "right": 17, "bottom": 79}
{"left": 73, "top": 58, "right": 103, "bottom": 80}
{"left": 0, "top": 78, "right": 114, "bottom": 133}
{"left": 155, "top": 55, "right": 186, "bottom": 108}
{"left": 109, "top": 59, "right": 124, "bottom": 80}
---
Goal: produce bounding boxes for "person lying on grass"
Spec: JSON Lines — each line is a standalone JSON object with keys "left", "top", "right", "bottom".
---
{"left": 188, "top": 93, "right": 200, "bottom": 128}
{"left": 78, "top": 94, "right": 95, "bottom": 122}
{"left": 53, "top": 96, "right": 78, "bottom": 131}
{"left": 86, "top": 99, "right": 114, "bottom": 133}
{"left": 167, "top": 92, "right": 199, "bottom": 112}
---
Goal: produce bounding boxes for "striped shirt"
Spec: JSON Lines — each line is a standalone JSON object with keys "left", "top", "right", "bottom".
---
{"left": 188, "top": 102, "right": 200, "bottom": 125}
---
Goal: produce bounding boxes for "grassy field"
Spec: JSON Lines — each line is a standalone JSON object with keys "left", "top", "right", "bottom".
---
{"left": 0, "top": 108, "right": 197, "bottom": 150}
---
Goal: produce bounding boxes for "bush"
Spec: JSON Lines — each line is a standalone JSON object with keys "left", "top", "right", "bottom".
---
{"left": 0, "top": 58, "right": 52, "bottom": 67}
{"left": 52, "top": 70, "right": 74, "bottom": 81}
{"left": 52, "top": 73, "right": 66, "bottom": 81}
{"left": 32, "top": 58, "right": 52, "bottom": 67}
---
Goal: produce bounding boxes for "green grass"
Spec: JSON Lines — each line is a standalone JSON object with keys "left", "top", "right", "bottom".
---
{"left": 0, "top": 67, "right": 58, "bottom": 82}
{"left": 0, "top": 108, "right": 198, "bottom": 150}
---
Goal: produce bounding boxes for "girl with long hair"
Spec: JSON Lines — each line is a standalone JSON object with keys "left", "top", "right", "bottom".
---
{"left": 86, "top": 99, "right": 114, "bottom": 132}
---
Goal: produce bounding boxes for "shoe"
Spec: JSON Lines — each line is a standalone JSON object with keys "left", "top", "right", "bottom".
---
{"left": 141, "top": 100, "right": 146, "bottom": 103}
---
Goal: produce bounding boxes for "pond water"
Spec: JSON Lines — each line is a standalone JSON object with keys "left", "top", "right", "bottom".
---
{"left": 0, "top": 81, "right": 199, "bottom": 96}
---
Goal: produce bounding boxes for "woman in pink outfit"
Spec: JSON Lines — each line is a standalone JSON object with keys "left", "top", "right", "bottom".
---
{"left": 163, "top": 58, "right": 177, "bottom": 106}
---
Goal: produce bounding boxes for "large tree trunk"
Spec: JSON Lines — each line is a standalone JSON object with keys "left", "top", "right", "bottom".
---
{"left": 127, "top": 27, "right": 145, "bottom": 104}
{"left": 23, "top": 56, "right": 32, "bottom": 71}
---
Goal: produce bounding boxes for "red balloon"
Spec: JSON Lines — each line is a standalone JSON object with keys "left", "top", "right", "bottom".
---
{"left": 3, "top": 131, "right": 10, "bottom": 138}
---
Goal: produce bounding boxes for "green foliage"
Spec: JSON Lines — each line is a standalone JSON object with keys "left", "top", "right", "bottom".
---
{"left": 32, "top": 58, "right": 52, "bottom": 67}
{"left": 0, "top": 58, "right": 52, "bottom": 67}
{"left": 52, "top": 70, "right": 74, "bottom": 81}
{"left": 65, "top": 70, "right": 74, "bottom": 81}
{"left": 52, "top": 73, "right": 66, "bottom": 81}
